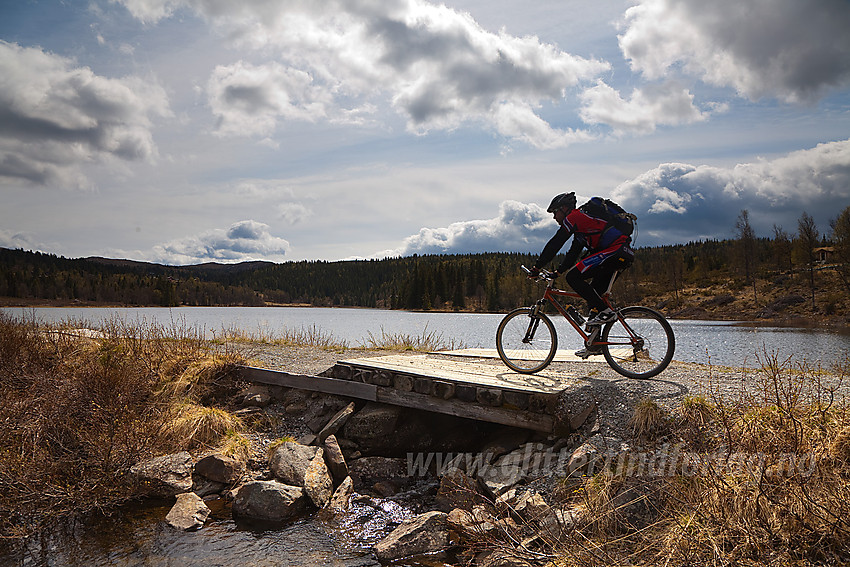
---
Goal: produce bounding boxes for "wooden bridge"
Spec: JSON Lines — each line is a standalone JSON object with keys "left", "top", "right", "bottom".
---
{"left": 240, "top": 349, "right": 600, "bottom": 434}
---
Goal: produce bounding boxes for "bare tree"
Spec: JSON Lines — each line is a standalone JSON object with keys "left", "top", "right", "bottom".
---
{"left": 796, "top": 212, "right": 819, "bottom": 311}
{"left": 772, "top": 224, "right": 793, "bottom": 274}
{"left": 735, "top": 209, "right": 758, "bottom": 304}
{"left": 830, "top": 205, "right": 850, "bottom": 293}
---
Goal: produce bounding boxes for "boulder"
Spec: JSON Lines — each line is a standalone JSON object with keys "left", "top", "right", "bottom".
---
{"left": 269, "top": 441, "right": 320, "bottom": 486}
{"left": 373, "top": 511, "right": 450, "bottom": 561}
{"left": 195, "top": 454, "right": 245, "bottom": 484}
{"left": 322, "top": 435, "right": 349, "bottom": 484}
{"left": 231, "top": 480, "right": 307, "bottom": 522}
{"left": 343, "top": 403, "right": 401, "bottom": 446}
{"left": 130, "top": 452, "right": 193, "bottom": 497}
{"left": 166, "top": 492, "right": 210, "bottom": 531}
{"left": 435, "top": 468, "right": 485, "bottom": 512}
{"left": 327, "top": 476, "right": 354, "bottom": 511}
{"left": 303, "top": 449, "right": 333, "bottom": 508}
{"left": 446, "top": 506, "right": 498, "bottom": 539}
{"left": 474, "top": 550, "right": 534, "bottom": 567}
{"left": 496, "top": 488, "right": 551, "bottom": 523}
{"left": 477, "top": 449, "right": 531, "bottom": 498}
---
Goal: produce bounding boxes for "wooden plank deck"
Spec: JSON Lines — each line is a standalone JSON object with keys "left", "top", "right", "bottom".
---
{"left": 241, "top": 349, "right": 600, "bottom": 434}
{"left": 337, "top": 354, "right": 577, "bottom": 395}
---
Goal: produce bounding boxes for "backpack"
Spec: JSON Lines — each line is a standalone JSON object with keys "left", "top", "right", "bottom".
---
{"left": 579, "top": 197, "right": 636, "bottom": 236}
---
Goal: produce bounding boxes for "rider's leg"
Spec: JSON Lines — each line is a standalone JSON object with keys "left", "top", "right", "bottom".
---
{"left": 564, "top": 265, "right": 606, "bottom": 313}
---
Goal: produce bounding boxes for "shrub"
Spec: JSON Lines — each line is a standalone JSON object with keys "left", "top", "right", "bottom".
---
{"left": 0, "top": 313, "right": 245, "bottom": 538}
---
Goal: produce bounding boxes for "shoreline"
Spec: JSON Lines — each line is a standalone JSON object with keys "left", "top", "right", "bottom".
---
{"left": 3, "top": 297, "right": 848, "bottom": 331}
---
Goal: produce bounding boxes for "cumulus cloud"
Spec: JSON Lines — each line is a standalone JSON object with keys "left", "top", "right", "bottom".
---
{"left": 207, "top": 60, "right": 334, "bottom": 137}
{"left": 612, "top": 139, "right": 850, "bottom": 244}
{"left": 389, "top": 200, "right": 555, "bottom": 256}
{"left": 150, "top": 220, "right": 290, "bottom": 265}
{"left": 116, "top": 0, "right": 608, "bottom": 148}
{"left": 579, "top": 80, "right": 709, "bottom": 134}
{"left": 619, "top": 0, "right": 850, "bottom": 103}
{"left": 0, "top": 41, "right": 171, "bottom": 187}
{"left": 381, "top": 139, "right": 850, "bottom": 256}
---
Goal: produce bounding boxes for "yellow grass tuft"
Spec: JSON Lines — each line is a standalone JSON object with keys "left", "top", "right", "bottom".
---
{"left": 629, "top": 397, "right": 669, "bottom": 440}
{"left": 168, "top": 403, "right": 243, "bottom": 449}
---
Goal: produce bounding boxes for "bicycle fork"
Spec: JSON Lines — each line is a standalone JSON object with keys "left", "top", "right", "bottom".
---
{"left": 523, "top": 301, "right": 545, "bottom": 343}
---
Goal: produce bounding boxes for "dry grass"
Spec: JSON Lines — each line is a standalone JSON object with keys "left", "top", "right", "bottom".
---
{"left": 363, "top": 325, "right": 467, "bottom": 351}
{"left": 0, "top": 312, "right": 246, "bottom": 538}
{"left": 545, "top": 351, "right": 850, "bottom": 566}
{"left": 459, "top": 352, "right": 850, "bottom": 566}
{"left": 168, "top": 403, "right": 243, "bottom": 449}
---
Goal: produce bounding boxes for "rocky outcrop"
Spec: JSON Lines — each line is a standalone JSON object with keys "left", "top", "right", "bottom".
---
{"left": 231, "top": 480, "right": 307, "bottom": 522}
{"left": 166, "top": 492, "right": 210, "bottom": 530}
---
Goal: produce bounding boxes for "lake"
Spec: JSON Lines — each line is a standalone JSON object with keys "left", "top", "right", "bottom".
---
{"left": 3, "top": 305, "right": 849, "bottom": 368}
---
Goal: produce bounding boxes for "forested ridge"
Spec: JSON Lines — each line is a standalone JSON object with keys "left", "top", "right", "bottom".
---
{"left": 2, "top": 210, "right": 848, "bottom": 323}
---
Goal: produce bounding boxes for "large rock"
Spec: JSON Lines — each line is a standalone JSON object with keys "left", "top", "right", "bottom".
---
{"left": 435, "top": 468, "right": 486, "bottom": 512}
{"left": 269, "top": 441, "right": 320, "bottom": 485}
{"left": 195, "top": 454, "right": 245, "bottom": 484}
{"left": 446, "top": 506, "right": 498, "bottom": 539}
{"left": 303, "top": 449, "right": 333, "bottom": 508}
{"left": 231, "top": 480, "right": 307, "bottom": 522}
{"left": 495, "top": 488, "right": 551, "bottom": 523}
{"left": 130, "top": 452, "right": 193, "bottom": 497}
{"left": 166, "top": 492, "right": 210, "bottom": 530}
{"left": 475, "top": 550, "right": 534, "bottom": 567}
{"left": 327, "top": 476, "right": 354, "bottom": 511}
{"left": 343, "top": 403, "right": 401, "bottom": 445}
{"left": 373, "top": 511, "right": 450, "bottom": 561}
{"left": 322, "top": 435, "right": 349, "bottom": 484}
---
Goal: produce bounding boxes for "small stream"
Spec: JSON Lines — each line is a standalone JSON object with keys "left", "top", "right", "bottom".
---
{"left": 3, "top": 490, "right": 445, "bottom": 567}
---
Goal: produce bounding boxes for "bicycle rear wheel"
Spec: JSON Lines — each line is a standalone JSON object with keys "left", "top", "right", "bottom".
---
{"left": 496, "top": 307, "right": 558, "bottom": 374}
{"left": 601, "top": 306, "right": 675, "bottom": 379}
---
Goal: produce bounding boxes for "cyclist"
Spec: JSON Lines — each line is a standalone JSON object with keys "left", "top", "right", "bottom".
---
{"left": 528, "top": 192, "right": 634, "bottom": 357}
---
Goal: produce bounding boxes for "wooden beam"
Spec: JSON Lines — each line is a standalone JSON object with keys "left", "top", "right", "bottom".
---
{"left": 376, "top": 388, "right": 553, "bottom": 433}
{"left": 240, "top": 366, "right": 378, "bottom": 401}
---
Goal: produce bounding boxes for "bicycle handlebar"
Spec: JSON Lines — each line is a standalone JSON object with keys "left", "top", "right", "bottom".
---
{"left": 521, "top": 264, "right": 555, "bottom": 281}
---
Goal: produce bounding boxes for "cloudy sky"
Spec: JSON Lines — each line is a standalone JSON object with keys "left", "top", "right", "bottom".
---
{"left": 1, "top": 0, "right": 849, "bottom": 265}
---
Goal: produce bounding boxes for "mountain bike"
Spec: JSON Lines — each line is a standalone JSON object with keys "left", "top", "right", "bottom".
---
{"left": 496, "top": 266, "right": 675, "bottom": 379}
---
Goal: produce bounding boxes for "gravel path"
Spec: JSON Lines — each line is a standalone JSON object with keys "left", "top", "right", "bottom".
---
{"left": 230, "top": 341, "right": 849, "bottom": 439}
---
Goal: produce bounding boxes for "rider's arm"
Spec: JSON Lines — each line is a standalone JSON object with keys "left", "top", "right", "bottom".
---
{"left": 556, "top": 237, "right": 584, "bottom": 273}
{"left": 533, "top": 226, "right": 570, "bottom": 270}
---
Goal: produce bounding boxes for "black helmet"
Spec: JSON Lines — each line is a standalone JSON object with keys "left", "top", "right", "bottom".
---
{"left": 547, "top": 192, "right": 576, "bottom": 213}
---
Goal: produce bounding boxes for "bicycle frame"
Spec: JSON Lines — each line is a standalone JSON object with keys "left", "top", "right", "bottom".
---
{"left": 503, "top": 265, "right": 674, "bottom": 377}
{"left": 529, "top": 269, "right": 642, "bottom": 351}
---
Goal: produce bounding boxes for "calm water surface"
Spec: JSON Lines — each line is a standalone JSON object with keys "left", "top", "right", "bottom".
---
{"left": 4, "top": 305, "right": 849, "bottom": 368}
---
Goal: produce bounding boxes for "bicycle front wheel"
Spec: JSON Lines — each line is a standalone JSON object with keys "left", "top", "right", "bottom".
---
{"left": 496, "top": 307, "right": 558, "bottom": 374}
{"left": 601, "top": 306, "right": 675, "bottom": 379}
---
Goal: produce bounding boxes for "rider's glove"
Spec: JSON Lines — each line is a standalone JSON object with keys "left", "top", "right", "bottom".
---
{"left": 528, "top": 266, "right": 540, "bottom": 278}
